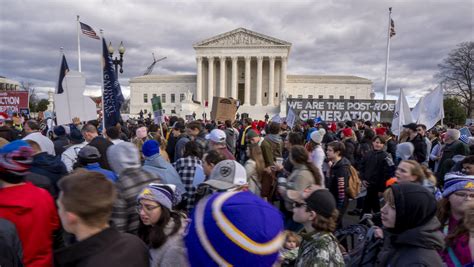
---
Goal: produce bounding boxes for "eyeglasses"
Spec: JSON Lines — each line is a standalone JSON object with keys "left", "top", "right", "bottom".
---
{"left": 453, "top": 191, "right": 474, "bottom": 200}
{"left": 135, "top": 204, "right": 161, "bottom": 213}
{"left": 292, "top": 202, "right": 307, "bottom": 208}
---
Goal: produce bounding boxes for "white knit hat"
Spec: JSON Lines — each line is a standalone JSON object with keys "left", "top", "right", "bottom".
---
{"left": 310, "top": 129, "right": 326, "bottom": 144}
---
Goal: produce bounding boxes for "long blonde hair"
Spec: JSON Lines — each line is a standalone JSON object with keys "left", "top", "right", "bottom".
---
{"left": 248, "top": 143, "right": 265, "bottom": 178}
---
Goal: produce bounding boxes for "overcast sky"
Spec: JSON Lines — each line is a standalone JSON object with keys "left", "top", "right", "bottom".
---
{"left": 0, "top": 0, "right": 472, "bottom": 105}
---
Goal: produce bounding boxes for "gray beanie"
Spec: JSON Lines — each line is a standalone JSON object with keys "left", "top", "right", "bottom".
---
{"left": 107, "top": 142, "right": 141, "bottom": 175}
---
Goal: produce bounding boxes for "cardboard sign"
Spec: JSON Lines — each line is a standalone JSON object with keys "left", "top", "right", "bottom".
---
{"left": 210, "top": 97, "right": 238, "bottom": 122}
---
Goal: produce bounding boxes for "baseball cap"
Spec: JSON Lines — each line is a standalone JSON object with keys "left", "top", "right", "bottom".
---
{"left": 78, "top": 145, "right": 101, "bottom": 161}
{"left": 403, "top": 123, "right": 417, "bottom": 132}
{"left": 295, "top": 189, "right": 336, "bottom": 218}
{"left": 203, "top": 160, "right": 247, "bottom": 190}
{"left": 206, "top": 129, "right": 226, "bottom": 143}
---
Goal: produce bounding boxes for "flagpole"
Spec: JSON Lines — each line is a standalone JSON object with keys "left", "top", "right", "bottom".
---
{"left": 100, "top": 29, "right": 105, "bottom": 132}
{"left": 77, "top": 15, "right": 82, "bottom": 72}
{"left": 383, "top": 7, "right": 392, "bottom": 100}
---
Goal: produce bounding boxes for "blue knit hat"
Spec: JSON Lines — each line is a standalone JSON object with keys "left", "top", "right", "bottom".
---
{"left": 443, "top": 172, "right": 474, "bottom": 197}
{"left": 142, "top": 140, "right": 160, "bottom": 157}
{"left": 137, "top": 183, "right": 180, "bottom": 210}
{"left": 184, "top": 191, "right": 285, "bottom": 267}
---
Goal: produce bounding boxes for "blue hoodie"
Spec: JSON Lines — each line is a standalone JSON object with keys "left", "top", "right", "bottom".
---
{"left": 84, "top": 163, "right": 118, "bottom": 183}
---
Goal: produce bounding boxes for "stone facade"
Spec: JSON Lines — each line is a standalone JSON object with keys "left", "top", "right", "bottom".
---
{"left": 130, "top": 28, "right": 373, "bottom": 119}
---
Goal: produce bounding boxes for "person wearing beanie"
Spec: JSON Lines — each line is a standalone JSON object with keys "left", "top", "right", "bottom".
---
{"left": 377, "top": 183, "right": 444, "bottom": 266}
{"left": 136, "top": 183, "right": 188, "bottom": 267}
{"left": 107, "top": 142, "right": 160, "bottom": 234}
{"left": 437, "top": 172, "right": 474, "bottom": 266}
{"left": 53, "top": 125, "right": 70, "bottom": 156}
{"left": 260, "top": 122, "right": 282, "bottom": 167}
{"left": 289, "top": 189, "right": 344, "bottom": 266}
{"left": 54, "top": 170, "right": 149, "bottom": 267}
{"left": 395, "top": 142, "right": 415, "bottom": 164}
{"left": 61, "top": 128, "right": 88, "bottom": 172}
{"left": 185, "top": 191, "right": 285, "bottom": 266}
{"left": 132, "top": 126, "right": 153, "bottom": 161}
{"left": 75, "top": 145, "right": 118, "bottom": 183}
{"left": 141, "top": 140, "right": 186, "bottom": 197}
{"left": 246, "top": 129, "right": 263, "bottom": 146}
{"left": 341, "top": 127, "right": 357, "bottom": 165}
{"left": 0, "top": 140, "right": 60, "bottom": 267}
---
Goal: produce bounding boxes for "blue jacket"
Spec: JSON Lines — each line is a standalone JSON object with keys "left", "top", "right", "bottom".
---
{"left": 142, "top": 154, "right": 186, "bottom": 196}
{"left": 84, "top": 163, "right": 118, "bottom": 183}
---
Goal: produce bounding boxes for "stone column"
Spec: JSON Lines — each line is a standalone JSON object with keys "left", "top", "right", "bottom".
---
{"left": 268, "top": 56, "right": 275, "bottom": 106}
{"left": 208, "top": 57, "right": 214, "bottom": 105}
{"left": 231, "top": 56, "right": 238, "bottom": 99}
{"left": 280, "top": 56, "right": 287, "bottom": 103}
{"left": 219, "top": 56, "right": 226, "bottom": 97}
{"left": 256, "top": 56, "right": 263, "bottom": 106}
{"left": 244, "top": 56, "right": 251, "bottom": 105}
{"left": 196, "top": 56, "right": 203, "bottom": 103}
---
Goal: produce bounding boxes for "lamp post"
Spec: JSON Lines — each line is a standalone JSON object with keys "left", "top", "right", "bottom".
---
{"left": 107, "top": 41, "right": 126, "bottom": 77}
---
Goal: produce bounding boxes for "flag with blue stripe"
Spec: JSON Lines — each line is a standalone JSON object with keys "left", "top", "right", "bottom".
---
{"left": 102, "top": 37, "right": 124, "bottom": 128}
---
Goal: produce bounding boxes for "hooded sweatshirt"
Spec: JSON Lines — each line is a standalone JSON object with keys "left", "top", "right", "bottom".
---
{"left": 107, "top": 142, "right": 160, "bottom": 234}
{"left": 0, "top": 183, "right": 60, "bottom": 267}
{"left": 377, "top": 183, "right": 444, "bottom": 266}
{"left": 30, "top": 152, "right": 68, "bottom": 197}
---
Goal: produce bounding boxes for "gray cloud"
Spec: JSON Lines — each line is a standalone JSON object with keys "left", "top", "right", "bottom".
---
{"left": 0, "top": 0, "right": 472, "bottom": 105}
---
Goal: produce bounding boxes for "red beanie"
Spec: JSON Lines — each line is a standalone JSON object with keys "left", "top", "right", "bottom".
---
{"left": 375, "top": 127, "right": 387, "bottom": 136}
{"left": 342, "top": 128, "right": 353, "bottom": 137}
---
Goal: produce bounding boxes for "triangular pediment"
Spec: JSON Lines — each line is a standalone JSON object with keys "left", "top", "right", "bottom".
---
{"left": 193, "top": 28, "right": 291, "bottom": 48}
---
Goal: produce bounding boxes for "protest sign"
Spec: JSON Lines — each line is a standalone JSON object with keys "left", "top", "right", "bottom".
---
{"left": 287, "top": 98, "right": 396, "bottom": 123}
{"left": 0, "top": 91, "right": 29, "bottom": 114}
{"left": 151, "top": 96, "right": 163, "bottom": 124}
{"left": 211, "top": 97, "right": 238, "bottom": 122}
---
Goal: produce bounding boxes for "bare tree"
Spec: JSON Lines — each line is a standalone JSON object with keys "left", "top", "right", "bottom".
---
{"left": 437, "top": 41, "right": 473, "bottom": 118}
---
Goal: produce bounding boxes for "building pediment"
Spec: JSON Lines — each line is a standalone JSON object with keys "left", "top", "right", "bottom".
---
{"left": 193, "top": 28, "right": 291, "bottom": 48}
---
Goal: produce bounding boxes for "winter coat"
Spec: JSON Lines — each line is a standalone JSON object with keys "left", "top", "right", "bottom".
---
{"left": 295, "top": 231, "right": 345, "bottom": 267}
{"left": 386, "top": 137, "right": 397, "bottom": 163}
{"left": 88, "top": 136, "right": 113, "bottom": 170}
{"left": 0, "top": 126, "right": 18, "bottom": 141}
{"left": 409, "top": 134, "right": 428, "bottom": 164}
{"left": 343, "top": 138, "right": 357, "bottom": 165}
{"left": 360, "top": 150, "right": 395, "bottom": 192}
{"left": 327, "top": 157, "right": 351, "bottom": 210}
{"left": 54, "top": 227, "right": 149, "bottom": 267}
{"left": 260, "top": 134, "right": 283, "bottom": 167}
{"left": 142, "top": 153, "right": 186, "bottom": 196}
{"left": 224, "top": 127, "right": 237, "bottom": 155}
{"left": 149, "top": 216, "right": 189, "bottom": 267}
{"left": 245, "top": 159, "right": 261, "bottom": 196}
{"left": 0, "top": 218, "right": 23, "bottom": 265}
{"left": 309, "top": 145, "right": 325, "bottom": 186}
{"left": 61, "top": 141, "right": 88, "bottom": 172}
{"left": 376, "top": 217, "right": 444, "bottom": 267}
{"left": 0, "top": 183, "right": 60, "bottom": 267}
{"left": 438, "top": 140, "right": 470, "bottom": 181}
{"left": 53, "top": 136, "right": 70, "bottom": 156}
{"left": 174, "top": 134, "right": 190, "bottom": 162}
{"left": 30, "top": 152, "right": 68, "bottom": 195}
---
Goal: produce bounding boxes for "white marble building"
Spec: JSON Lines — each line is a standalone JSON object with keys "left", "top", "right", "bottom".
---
{"left": 130, "top": 28, "right": 373, "bottom": 118}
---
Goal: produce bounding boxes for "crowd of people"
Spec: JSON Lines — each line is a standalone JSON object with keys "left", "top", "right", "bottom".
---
{"left": 0, "top": 110, "right": 474, "bottom": 266}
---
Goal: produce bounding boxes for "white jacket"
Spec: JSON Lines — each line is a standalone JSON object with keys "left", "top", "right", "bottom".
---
{"left": 61, "top": 142, "right": 88, "bottom": 172}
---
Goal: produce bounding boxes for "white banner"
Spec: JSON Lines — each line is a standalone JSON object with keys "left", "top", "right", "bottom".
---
{"left": 391, "top": 88, "right": 413, "bottom": 136}
{"left": 411, "top": 85, "right": 444, "bottom": 130}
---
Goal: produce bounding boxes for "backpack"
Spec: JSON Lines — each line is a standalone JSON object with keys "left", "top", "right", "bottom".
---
{"left": 347, "top": 165, "right": 361, "bottom": 199}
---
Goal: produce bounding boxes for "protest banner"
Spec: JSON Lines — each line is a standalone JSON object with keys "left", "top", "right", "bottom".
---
{"left": 0, "top": 91, "right": 29, "bottom": 114}
{"left": 211, "top": 96, "right": 238, "bottom": 122}
{"left": 286, "top": 98, "right": 396, "bottom": 123}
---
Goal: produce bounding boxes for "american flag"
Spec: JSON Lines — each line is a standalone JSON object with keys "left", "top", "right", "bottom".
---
{"left": 80, "top": 22, "right": 100, "bottom": 40}
{"left": 390, "top": 19, "right": 396, "bottom": 38}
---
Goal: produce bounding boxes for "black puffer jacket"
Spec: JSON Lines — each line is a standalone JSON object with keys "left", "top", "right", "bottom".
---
{"left": 360, "top": 150, "right": 395, "bottom": 192}
{"left": 376, "top": 217, "right": 444, "bottom": 266}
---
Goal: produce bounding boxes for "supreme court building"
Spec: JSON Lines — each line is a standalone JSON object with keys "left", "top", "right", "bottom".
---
{"left": 130, "top": 28, "right": 373, "bottom": 118}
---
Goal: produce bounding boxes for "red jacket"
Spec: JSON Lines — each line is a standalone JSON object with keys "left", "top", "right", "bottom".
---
{"left": 0, "top": 182, "right": 60, "bottom": 267}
